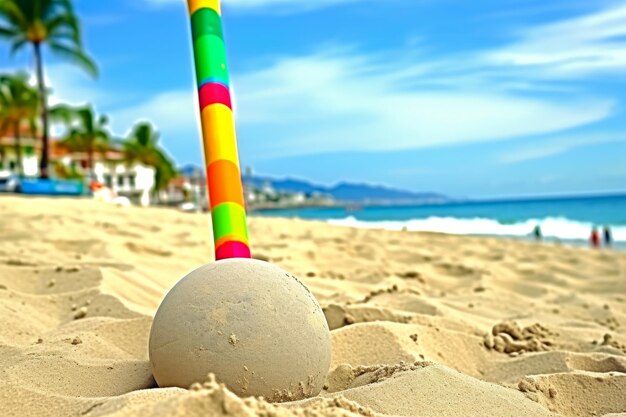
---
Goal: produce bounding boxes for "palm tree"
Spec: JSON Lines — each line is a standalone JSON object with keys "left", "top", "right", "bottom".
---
{"left": 0, "top": 0, "right": 97, "bottom": 179}
{"left": 0, "top": 72, "right": 40, "bottom": 176}
{"left": 122, "top": 122, "right": 177, "bottom": 195}
{"left": 0, "top": 146, "right": 5, "bottom": 171}
{"left": 51, "top": 103, "right": 110, "bottom": 179}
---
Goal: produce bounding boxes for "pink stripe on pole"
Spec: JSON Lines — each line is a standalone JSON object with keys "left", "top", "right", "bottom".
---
{"left": 215, "top": 240, "right": 251, "bottom": 260}
{"left": 199, "top": 82, "right": 232, "bottom": 110}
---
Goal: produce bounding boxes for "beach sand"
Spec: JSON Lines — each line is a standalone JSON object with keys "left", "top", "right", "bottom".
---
{"left": 0, "top": 195, "right": 625, "bottom": 417}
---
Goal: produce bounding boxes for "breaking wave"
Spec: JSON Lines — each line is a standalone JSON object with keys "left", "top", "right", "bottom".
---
{"left": 327, "top": 216, "right": 626, "bottom": 242}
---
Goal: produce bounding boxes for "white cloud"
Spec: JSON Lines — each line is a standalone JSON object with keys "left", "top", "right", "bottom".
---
{"left": 146, "top": 0, "right": 362, "bottom": 13}
{"left": 105, "top": 90, "right": 203, "bottom": 162}
{"left": 230, "top": 51, "right": 614, "bottom": 158}
{"left": 44, "top": 63, "right": 113, "bottom": 107}
{"left": 108, "top": 90, "right": 197, "bottom": 134}
{"left": 485, "top": 3, "right": 626, "bottom": 77}
{"left": 84, "top": 48, "right": 616, "bottom": 163}
{"left": 498, "top": 133, "right": 626, "bottom": 164}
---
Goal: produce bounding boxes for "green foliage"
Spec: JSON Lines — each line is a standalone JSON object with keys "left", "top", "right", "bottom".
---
{"left": 121, "top": 122, "right": 177, "bottom": 191}
{"left": 50, "top": 103, "right": 111, "bottom": 172}
{"left": 0, "top": 3, "right": 180, "bottom": 193}
{"left": 0, "top": 71, "right": 39, "bottom": 135}
{"left": 0, "top": 0, "right": 98, "bottom": 178}
{"left": 0, "top": 0, "right": 97, "bottom": 76}
{"left": 52, "top": 160, "right": 83, "bottom": 180}
{"left": 0, "top": 71, "right": 39, "bottom": 175}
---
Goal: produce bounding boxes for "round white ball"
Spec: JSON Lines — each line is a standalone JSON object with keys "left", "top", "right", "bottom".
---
{"left": 149, "top": 258, "right": 331, "bottom": 402}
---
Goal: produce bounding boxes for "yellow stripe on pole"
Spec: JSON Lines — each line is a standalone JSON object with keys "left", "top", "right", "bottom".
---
{"left": 201, "top": 103, "right": 239, "bottom": 166}
{"left": 188, "top": 0, "right": 221, "bottom": 15}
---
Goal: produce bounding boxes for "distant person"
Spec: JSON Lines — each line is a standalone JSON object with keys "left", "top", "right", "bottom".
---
{"left": 603, "top": 226, "right": 613, "bottom": 248}
{"left": 533, "top": 225, "right": 542, "bottom": 241}
{"left": 590, "top": 227, "right": 601, "bottom": 248}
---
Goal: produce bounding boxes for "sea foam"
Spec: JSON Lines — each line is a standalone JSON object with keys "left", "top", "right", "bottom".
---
{"left": 327, "top": 216, "right": 626, "bottom": 242}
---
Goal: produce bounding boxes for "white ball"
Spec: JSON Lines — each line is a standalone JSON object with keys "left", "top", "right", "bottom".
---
{"left": 149, "top": 258, "right": 331, "bottom": 402}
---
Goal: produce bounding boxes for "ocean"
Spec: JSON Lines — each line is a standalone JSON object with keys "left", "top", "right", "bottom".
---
{"left": 254, "top": 193, "right": 626, "bottom": 247}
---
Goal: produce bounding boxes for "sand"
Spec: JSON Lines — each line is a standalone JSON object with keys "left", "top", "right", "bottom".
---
{"left": 0, "top": 195, "right": 624, "bottom": 417}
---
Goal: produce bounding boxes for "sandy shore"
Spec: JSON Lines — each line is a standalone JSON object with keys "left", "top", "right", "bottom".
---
{"left": 0, "top": 195, "right": 625, "bottom": 417}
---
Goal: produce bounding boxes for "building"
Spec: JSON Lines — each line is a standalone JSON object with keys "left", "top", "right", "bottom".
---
{"left": 162, "top": 164, "right": 207, "bottom": 210}
{"left": 0, "top": 135, "right": 39, "bottom": 177}
{"left": 0, "top": 132, "right": 157, "bottom": 206}
{"left": 54, "top": 145, "right": 156, "bottom": 206}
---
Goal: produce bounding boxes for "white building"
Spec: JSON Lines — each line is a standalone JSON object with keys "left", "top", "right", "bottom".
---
{"left": 56, "top": 149, "right": 156, "bottom": 206}
{"left": 94, "top": 163, "right": 155, "bottom": 206}
{"left": 0, "top": 133, "right": 157, "bottom": 206}
{"left": 0, "top": 136, "right": 39, "bottom": 178}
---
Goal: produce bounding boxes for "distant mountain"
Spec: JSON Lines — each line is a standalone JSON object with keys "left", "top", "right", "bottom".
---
{"left": 329, "top": 182, "right": 444, "bottom": 203}
{"left": 243, "top": 175, "right": 447, "bottom": 204}
{"left": 179, "top": 165, "right": 447, "bottom": 204}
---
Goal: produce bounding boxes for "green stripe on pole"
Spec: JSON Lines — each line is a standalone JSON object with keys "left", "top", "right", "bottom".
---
{"left": 211, "top": 202, "right": 249, "bottom": 242}
{"left": 193, "top": 34, "right": 229, "bottom": 86}
{"left": 191, "top": 8, "right": 223, "bottom": 41}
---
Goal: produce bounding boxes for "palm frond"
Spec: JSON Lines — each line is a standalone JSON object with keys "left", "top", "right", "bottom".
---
{"left": 17, "top": 0, "right": 38, "bottom": 23}
{"left": 9, "top": 38, "right": 28, "bottom": 55}
{"left": 0, "top": 71, "right": 40, "bottom": 140}
{"left": 49, "top": 103, "right": 76, "bottom": 123}
{"left": 47, "top": 30, "right": 78, "bottom": 44}
{"left": 27, "top": 117, "right": 38, "bottom": 137}
{"left": 51, "top": 0, "right": 75, "bottom": 14}
{"left": 0, "top": 1, "right": 27, "bottom": 31}
{"left": 53, "top": 103, "right": 112, "bottom": 156}
{"left": 46, "top": 13, "right": 79, "bottom": 44}
{"left": 48, "top": 41, "right": 98, "bottom": 77}
{"left": 154, "top": 150, "right": 177, "bottom": 191}
{"left": 119, "top": 121, "right": 177, "bottom": 190}
{"left": 0, "top": 25, "right": 18, "bottom": 37}
{"left": 77, "top": 106, "right": 94, "bottom": 132}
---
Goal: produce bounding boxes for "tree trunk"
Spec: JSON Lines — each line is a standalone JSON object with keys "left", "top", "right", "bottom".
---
{"left": 13, "top": 121, "right": 23, "bottom": 177}
{"left": 33, "top": 42, "right": 49, "bottom": 179}
{"left": 87, "top": 144, "right": 94, "bottom": 181}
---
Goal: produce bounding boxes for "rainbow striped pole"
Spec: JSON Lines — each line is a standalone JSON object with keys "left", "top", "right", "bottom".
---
{"left": 187, "top": 0, "right": 251, "bottom": 260}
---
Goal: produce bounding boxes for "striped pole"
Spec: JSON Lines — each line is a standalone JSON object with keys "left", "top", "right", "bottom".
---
{"left": 187, "top": 0, "right": 251, "bottom": 260}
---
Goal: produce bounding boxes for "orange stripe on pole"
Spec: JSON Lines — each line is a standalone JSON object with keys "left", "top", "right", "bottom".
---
{"left": 188, "top": 0, "right": 221, "bottom": 15}
{"left": 207, "top": 159, "right": 245, "bottom": 208}
{"left": 215, "top": 234, "right": 249, "bottom": 250}
{"left": 201, "top": 104, "right": 239, "bottom": 166}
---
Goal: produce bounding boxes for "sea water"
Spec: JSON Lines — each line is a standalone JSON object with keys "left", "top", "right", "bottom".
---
{"left": 254, "top": 193, "right": 626, "bottom": 247}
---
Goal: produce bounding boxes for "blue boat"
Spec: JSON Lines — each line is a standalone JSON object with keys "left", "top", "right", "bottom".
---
{"left": 19, "top": 178, "right": 85, "bottom": 196}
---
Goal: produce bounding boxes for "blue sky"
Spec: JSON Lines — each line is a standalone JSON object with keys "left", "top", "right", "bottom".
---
{"left": 2, "top": 0, "right": 626, "bottom": 198}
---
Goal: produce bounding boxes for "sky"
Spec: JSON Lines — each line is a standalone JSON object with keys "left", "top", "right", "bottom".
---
{"left": 1, "top": 0, "right": 626, "bottom": 198}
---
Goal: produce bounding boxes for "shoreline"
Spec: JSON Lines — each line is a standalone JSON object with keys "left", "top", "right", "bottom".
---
{"left": 250, "top": 213, "right": 626, "bottom": 250}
